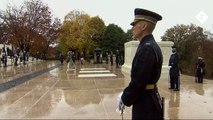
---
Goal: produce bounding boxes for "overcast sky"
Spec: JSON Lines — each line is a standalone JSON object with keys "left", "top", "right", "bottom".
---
{"left": 0, "top": 0, "right": 213, "bottom": 41}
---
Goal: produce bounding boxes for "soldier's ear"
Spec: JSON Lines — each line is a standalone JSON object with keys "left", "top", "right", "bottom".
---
{"left": 139, "top": 22, "right": 147, "bottom": 31}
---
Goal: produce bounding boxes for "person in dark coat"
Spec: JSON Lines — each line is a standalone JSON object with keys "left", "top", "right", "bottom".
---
{"left": 95, "top": 52, "right": 99, "bottom": 63}
{"left": 14, "top": 53, "right": 18, "bottom": 66}
{"left": 110, "top": 51, "right": 113, "bottom": 66}
{"left": 117, "top": 8, "right": 164, "bottom": 120}
{"left": 115, "top": 49, "right": 120, "bottom": 68}
{"left": 106, "top": 52, "right": 109, "bottom": 64}
{"left": 195, "top": 57, "right": 205, "bottom": 83}
{"left": 168, "top": 46, "right": 180, "bottom": 91}
{"left": 60, "top": 53, "right": 65, "bottom": 65}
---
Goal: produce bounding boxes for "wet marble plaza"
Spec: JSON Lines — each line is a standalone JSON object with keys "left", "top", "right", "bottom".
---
{"left": 0, "top": 61, "right": 213, "bottom": 119}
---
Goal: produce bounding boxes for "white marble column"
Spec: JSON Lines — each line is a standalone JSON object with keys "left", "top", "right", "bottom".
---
{"left": 121, "top": 40, "right": 174, "bottom": 86}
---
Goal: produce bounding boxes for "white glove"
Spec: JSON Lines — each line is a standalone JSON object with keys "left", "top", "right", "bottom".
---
{"left": 168, "top": 66, "right": 171, "bottom": 70}
{"left": 116, "top": 92, "right": 125, "bottom": 114}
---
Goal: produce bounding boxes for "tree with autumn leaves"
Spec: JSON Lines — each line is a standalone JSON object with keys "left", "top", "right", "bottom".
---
{"left": 59, "top": 10, "right": 106, "bottom": 58}
{"left": 0, "top": 0, "right": 61, "bottom": 58}
{"left": 59, "top": 10, "right": 129, "bottom": 60}
{"left": 1, "top": 0, "right": 130, "bottom": 61}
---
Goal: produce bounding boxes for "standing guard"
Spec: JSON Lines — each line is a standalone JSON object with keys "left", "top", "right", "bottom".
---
{"left": 168, "top": 46, "right": 180, "bottom": 91}
{"left": 195, "top": 57, "right": 205, "bottom": 83}
{"left": 117, "top": 8, "right": 164, "bottom": 119}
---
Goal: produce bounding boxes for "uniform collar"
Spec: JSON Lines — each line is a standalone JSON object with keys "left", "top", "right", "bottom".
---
{"left": 139, "top": 34, "right": 154, "bottom": 44}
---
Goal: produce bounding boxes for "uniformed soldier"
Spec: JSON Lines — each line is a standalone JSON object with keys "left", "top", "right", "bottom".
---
{"left": 110, "top": 51, "right": 113, "bottom": 66}
{"left": 168, "top": 46, "right": 180, "bottom": 91}
{"left": 195, "top": 57, "right": 205, "bottom": 83}
{"left": 115, "top": 49, "right": 120, "bottom": 68}
{"left": 117, "top": 8, "right": 164, "bottom": 119}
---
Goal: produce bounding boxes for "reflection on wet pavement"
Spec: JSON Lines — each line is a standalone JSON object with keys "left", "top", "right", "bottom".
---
{"left": 0, "top": 61, "right": 213, "bottom": 119}
{"left": 0, "top": 63, "right": 61, "bottom": 92}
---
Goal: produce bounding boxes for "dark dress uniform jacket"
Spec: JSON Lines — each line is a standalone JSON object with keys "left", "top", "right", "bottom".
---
{"left": 121, "top": 34, "right": 163, "bottom": 119}
{"left": 169, "top": 52, "right": 180, "bottom": 77}
{"left": 196, "top": 61, "right": 205, "bottom": 76}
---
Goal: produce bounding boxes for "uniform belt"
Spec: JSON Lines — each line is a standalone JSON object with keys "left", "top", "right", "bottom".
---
{"left": 145, "top": 84, "right": 156, "bottom": 90}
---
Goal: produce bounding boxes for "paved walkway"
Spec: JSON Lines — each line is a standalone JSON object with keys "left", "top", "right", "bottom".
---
{"left": 0, "top": 61, "right": 213, "bottom": 119}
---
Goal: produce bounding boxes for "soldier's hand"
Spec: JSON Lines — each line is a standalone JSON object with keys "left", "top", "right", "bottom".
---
{"left": 168, "top": 66, "right": 171, "bottom": 70}
{"left": 116, "top": 92, "right": 125, "bottom": 114}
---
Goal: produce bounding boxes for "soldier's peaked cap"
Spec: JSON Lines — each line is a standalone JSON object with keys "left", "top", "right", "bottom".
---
{"left": 171, "top": 45, "right": 177, "bottom": 50}
{"left": 131, "top": 8, "right": 162, "bottom": 26}
{"left": 171, "top": 45, "right": 177, "bottom": 48}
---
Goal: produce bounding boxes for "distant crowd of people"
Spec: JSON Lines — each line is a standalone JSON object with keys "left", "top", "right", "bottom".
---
{"left": 59, "top": 49, "right": 124, "bottom": 68}
{"left": 0, "top": 47, "right": 39, "bottom": 67}
{"left": 106, "top": 49, "right": 124, "bottom": 68}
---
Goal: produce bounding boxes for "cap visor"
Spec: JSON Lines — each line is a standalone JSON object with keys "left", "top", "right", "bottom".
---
{"left": 130, "top": 20, "right": 139, "bottom": 26}
{"left": 130, "top": 22, "right": 135, "bottom": 26}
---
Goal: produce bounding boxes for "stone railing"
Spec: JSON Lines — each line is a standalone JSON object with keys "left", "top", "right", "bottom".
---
{"left": 121, "top": 40, "right": 174, "bottom": 86}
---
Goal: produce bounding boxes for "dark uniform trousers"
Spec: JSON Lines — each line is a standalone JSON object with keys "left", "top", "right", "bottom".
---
{"left": 170, "top": 76, "right": 179, "bottom": 89}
